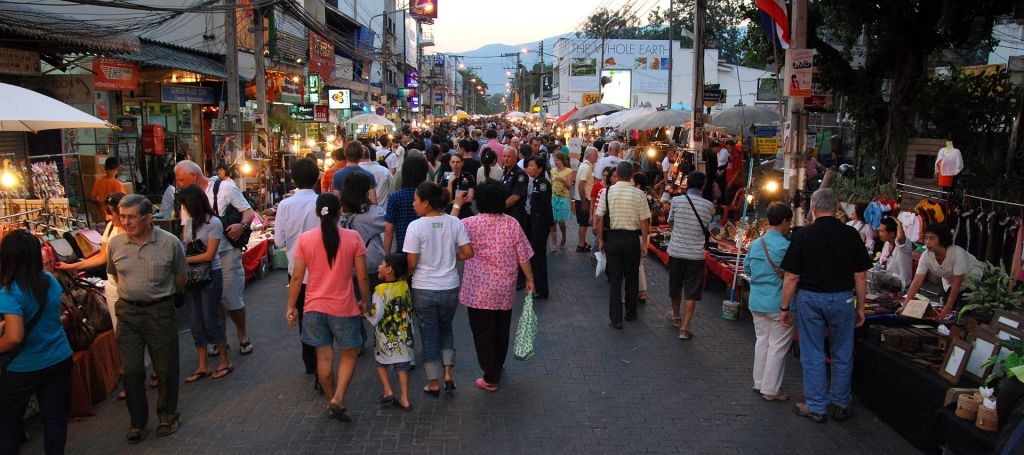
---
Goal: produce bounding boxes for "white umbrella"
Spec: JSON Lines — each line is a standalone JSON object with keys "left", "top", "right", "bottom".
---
{"left": 346, "top": 113, "right": 395, "bottom": 128}
{"left": 565, "top": 103, "right": 623, "bottom": 122}
{"left": 617, "top": 108, "right": 692, "bottom": 131}
{"left": 712, "top": 105, "right": 780, "bottom": 135}
{"left": 0, "top": 82, "right": 114, "bottom": 132}
{"left": 593, "top": 106, "right": 655, "bottom": 129}
{"left": 505, "top": 111, "right": 527, "bottom": 119}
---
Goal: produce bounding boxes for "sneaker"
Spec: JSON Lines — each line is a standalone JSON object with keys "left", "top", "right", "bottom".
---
{"left": 828, "top": 404, "right": 853, "bottom": 421}
{"left": 666, "top": 311, "right": 682, "bottom": 328}
{"left": 793, "top": 402, "right": 826, "bottom": 423}
{"left": 678, "top": 329, "right": 693, "bottom": 340}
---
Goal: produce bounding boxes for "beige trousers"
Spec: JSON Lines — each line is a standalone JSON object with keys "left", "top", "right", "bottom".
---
{"left": 751, "top": 311, "right": 794, "bottom": 396}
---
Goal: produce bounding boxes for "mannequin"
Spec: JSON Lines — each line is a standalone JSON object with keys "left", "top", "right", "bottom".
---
{"left": 935, "top": 140, "right": 963, "bottom": 193}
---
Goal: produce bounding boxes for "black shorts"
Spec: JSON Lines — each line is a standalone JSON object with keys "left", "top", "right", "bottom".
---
{"left": 574, "top": 200, "right": 590, "bottom": 226}
{"left": 669, "top": 257, "right": 705, "bottom": 300}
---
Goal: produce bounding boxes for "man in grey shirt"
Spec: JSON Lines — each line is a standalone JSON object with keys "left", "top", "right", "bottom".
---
{"left": 666, "top": 171, "right": 715, "bottom": 340}
{"left": 107, "top": 195, "right": 189, "bottom": 442}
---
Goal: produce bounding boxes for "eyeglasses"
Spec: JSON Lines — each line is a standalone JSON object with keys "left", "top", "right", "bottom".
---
{"left": 119, "top": 214, "right": 150, "bottom": 223}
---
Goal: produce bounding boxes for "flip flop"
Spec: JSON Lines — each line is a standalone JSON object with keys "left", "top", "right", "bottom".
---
{"left": 155, "top": 415, "right": 180, "bottom": 438}
{"left": 211, "top": 364, "right": 234, "bottom": 379}
{"left": 239, "top": 340, "right": 254, "bottom": 356}
{"left": 185, "top": 371, "right": 209, "bottom": 383}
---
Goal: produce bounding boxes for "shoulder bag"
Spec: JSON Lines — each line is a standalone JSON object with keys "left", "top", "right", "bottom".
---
{"left": 60, "top": 292, "right": 96, "bottom": 351}
{"left": 683, "top": 193, "right": 712, "bottom": 249}
{"left": 185, "top": 238, "right": 212, "bottom": 292}
{"left": 0, "top": 290, "right": 48, "bottom": 375}
{"left": 760, "top": 238, "right": 784, "bottom": 279}
{"left": 213, "top": 179, "right": 252, "bottom": 250}
{"left": 57, "top": 271, "right": 112, "bottom": 334}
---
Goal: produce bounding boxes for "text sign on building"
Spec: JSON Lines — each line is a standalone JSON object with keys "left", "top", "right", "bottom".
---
{"left": 289, "top": 104, "right": 314, "bottom": 121}
{"left": 409, "top": 95, "right": 420, "bottom": 109}
{"left": 406, "top": 69, "right": 419, "bottom": 88}
{"left": 308, "top": 31, "right": 335, "bottom": 80}
{"left": 0, "top": 48, "right": 40, "bottom": 76}
{"left": 784, "top": 48, "right": 814, "bottom": 98}
{"left": 313, "top": 105, "right": 329, "bottom": 122}
{"left": 93, "top": 58, "right": 139, "bottom": 91}
{"left": 581, "top": 92, "right": 600, "bottom": 106}
{"left": 565, "top": 39, "right": 670, "bottom": 93}
{"left": 328, "top": 89, "right": 350, "bottom": 109}
{"left": 160, "top": 84, "right": 215, "bottom": 104}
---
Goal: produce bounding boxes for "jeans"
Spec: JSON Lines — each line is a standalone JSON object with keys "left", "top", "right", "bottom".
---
{"left": 751, "top": 311, "right": 794, "bottom": 396}
{"left": 0, "top": 357, "right": 71, "bottom": 455}
{"left": 117, "top": 299, "right": 180, "bottom": 428}
{"left": 219, "top": 248, "right": 245, "bottom": 311}
{"left": 187, "top": 268, "right": 225, "bottom": 347}
{"left": 412, "top": 287, "right": 459, "bottom": 381}
{"left": 467, "top": 307, "right": 513, "bottom": 384}
{"left": 796, "top": 290, "right": 855, "bottom": 414}
{"left": 605, "top": 230, "right": 641, "bottom": 323}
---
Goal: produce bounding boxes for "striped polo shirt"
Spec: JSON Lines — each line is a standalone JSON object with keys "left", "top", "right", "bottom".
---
{"left": 667, "top": 190, "right": 714, "bottom": 260}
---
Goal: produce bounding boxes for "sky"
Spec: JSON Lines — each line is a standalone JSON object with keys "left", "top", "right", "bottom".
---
{"left": 431, "top": 0, "right": 670, "bottom": 53}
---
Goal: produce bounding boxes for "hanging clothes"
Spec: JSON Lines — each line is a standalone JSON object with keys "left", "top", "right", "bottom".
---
{"left": 897, "top": 210, "right": 923, "bottom": 243}
{"left": 953, "top": 207, "right": 976, "bottom": 250}
{"left": 816, "top": 130, "right": 833, "bottom": 156}
{"left": 987, "top": 212, "right": 1006, "bottom": 266}
{"left": 915, "top": 199, "right": 945, "bottom": 224}
{"left": 999, "top": 215, "right": 1019, "bottom": 270}
{"left": 864, "top": 202, "right": 884, "bottom": 230}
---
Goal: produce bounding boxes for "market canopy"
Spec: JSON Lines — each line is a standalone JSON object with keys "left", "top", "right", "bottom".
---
{"left": 346, "top": 113, "right": 395, "bottom": 129}
{"left": 454, "top": 110, "right": 469, "bottom": 119}
{"left": 555, "top": 107, "right": 578, "bottom": 124}
{"left": 617, "top": 108, "right": 692, "bottom": 131}
{"left": 505, "top": 111, "right": 527, "bottom": 119}
{"left": 712, "top": 105, "right": 781, "bottom": 135}
{"left": 593, "top": 106, "right": 655, "bottom": 129}
{"left": 565, "top": 103, "right": 623, "bottom": 123}
{"left": 0, "top": 82, "right": 115, "bottom": 133}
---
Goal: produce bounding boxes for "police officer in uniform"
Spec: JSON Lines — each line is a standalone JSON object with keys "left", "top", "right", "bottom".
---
{"left": 501, "top": 145, "right": 529, "bottom": 234}
{"left": 524, "top": 156, "right": 552, "bottom": 299}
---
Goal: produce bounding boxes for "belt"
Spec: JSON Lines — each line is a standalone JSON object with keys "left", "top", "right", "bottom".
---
{"left": 608, "top": 229, "right": 642, "bottom": 235}
{"left": 121, "top": 297, "right": 172, "bottom": 307}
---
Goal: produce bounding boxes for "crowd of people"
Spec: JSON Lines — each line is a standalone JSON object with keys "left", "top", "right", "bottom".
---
{"left": 0, "top": 118, "right": 911, "bottom": 454}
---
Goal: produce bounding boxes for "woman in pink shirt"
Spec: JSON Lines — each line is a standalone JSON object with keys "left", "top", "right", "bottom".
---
{"left": 454, "top": 182, "right": 534, "bottom": 392}
{"left": 286, "top": 193, "right": 370, "bottom": 422}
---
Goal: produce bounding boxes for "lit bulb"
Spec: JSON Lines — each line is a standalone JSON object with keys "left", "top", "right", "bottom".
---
{"left": 0, "top": 171, "right": 16, "bottom": 188}
{"left": 746, "top": 194, "right": 754, "bottom": 203}
{"left": 325, "top": 143, "right": 335, "bottom": 152}
{"left": 647, "top": 147, "right": 656, "bottom": 158}
{"left": 305, "top": 138, "right": 316, "bottom": 147}
{"left": 240, "top": 162, "right": 254, "bottom": 175}
{"left": 764, "top": 181, "right": 779, "bottom": 193}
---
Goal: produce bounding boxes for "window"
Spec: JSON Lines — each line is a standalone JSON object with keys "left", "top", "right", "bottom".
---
{"left": 913, "top": 153, "right": 936, "bottom": 179}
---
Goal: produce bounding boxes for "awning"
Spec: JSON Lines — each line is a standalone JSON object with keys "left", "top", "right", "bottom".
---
{"left": 0, "top": 3, "right": 140, "bottom": 54}
{"left": 115, "top": 40, "right": 231, "bottom": 80}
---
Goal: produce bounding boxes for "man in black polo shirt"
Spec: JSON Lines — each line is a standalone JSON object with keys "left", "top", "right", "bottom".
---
{"left": 780, "top": 188, "right": 872, "bottom": 424}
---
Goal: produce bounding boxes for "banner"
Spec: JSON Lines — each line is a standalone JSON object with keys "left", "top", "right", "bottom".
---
{"left": 784, "top": 49, "right": 813, "bottom": 98}
{"left": 93, "top": 58, "right": 138, "bottom": 91}
{"left": 308, "top": 31, "right": 335, "bottom": 81}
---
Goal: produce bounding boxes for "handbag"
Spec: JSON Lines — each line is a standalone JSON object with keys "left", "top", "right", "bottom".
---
{"left": 60, "top": 293, "right": 96, "bottom": 351}
{"left": 684, "top": 193, "right": 712, "bottom": 249}
{"left": 57, "top": 272, "right": 113, "bottom": 333}
{"left": 513, "top": 293, "right": 537, "bottom": 361}
{"left": 48, "top": 238, "right": 79, "bottom": 264}
{"left": 73, "top": 229, "right": 103, "bottom": 258}
{"left": 213, "top": 179, "right": 252, "bottom": 250}
{"left": 0, "top": 290, "right": 47, "bottom": 376}
{"left": 185, "top": 238, "right": 212, "bottom": 291}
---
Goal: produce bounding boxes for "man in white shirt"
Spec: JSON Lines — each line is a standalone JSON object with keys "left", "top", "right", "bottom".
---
{"left": 360, "top": 146, "right": 393, "bottom": 207}
{"left": 174, "top": 160, "right": 256, "bottom": 356}
{"left": 574, "top": 147, "right": 598, "bottom": 252}
{"left": 272, "top": 158, "right": 321, "bottom": 376}
{"left": 878, "top": 217, "right": 913, "bottom": 290}
{"left": 376, "top": 135, "right": 400, "bottom": 175}
{"left": 594, "top": 141, "right": 623, "bottom": 180}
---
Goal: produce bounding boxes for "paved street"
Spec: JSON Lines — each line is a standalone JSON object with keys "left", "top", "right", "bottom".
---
{"left": 25, "top": 233, "right": 918, "bottom": 454}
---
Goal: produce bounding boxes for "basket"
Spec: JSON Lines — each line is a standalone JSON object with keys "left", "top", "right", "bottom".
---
{"left": 721, "top": 300, "right": 740, "bottom": 320}
{"left": 976, "top": 404, "right": 998, "bottom": 432}
{"left": 955, "top": 393, "right": 981, "bottom": 420}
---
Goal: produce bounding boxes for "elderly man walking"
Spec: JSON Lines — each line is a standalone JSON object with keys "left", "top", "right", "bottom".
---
{"left": 574, "top": 147, "right": 598, "bottom": 252}
{"left": 593, "top": 140, "right": 623, "bottom": 180}
{"left": 780, "top": 188, "right": 872, "bottom": 423}
{"left": 107, "top": 195, "right": 189, "bottom": 442}
{"left": 174, "top": 160, "right": 256, "bottom": 356}
{"left": 595, "top": 161, "right": 651, "bottom": 329}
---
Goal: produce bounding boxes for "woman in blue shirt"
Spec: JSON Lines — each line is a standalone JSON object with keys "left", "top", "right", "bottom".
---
{"left": 0, "top": 230, "right": 73, "bottom": 454}
{"left": 743, "top": 202, "right": 794, "bottom": 402}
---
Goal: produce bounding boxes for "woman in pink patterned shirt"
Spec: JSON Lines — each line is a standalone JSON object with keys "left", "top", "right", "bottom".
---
{"left": 453, "top": 182, "right": 534, "bottom": 392}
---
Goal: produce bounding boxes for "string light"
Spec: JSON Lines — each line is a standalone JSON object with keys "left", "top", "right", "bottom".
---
{"left": 764, "top": 181, "right": 779, "bottom": 193}
{"left": 0, "top": 171, "right": 17, "bottom": 188}
{"left": 240, "top": 161, "right": 254, "bottom": 176}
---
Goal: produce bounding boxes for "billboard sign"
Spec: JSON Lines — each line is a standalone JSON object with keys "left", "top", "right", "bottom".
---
{"left": 599, "top": 69, "right": 631, "bottom": 108}
{"left": 93, "top": 58, "right": 139, "bottom": 91}
{"left": 564, "top": 39, "right": 669, "bottom": 93}
{"left": 328, "top": 89, "right": 350, "bottom": 109}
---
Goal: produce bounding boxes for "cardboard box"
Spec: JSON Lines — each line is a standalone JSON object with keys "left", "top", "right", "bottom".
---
{"left": 79, "top": 154, "right": 109, "bottom": 175}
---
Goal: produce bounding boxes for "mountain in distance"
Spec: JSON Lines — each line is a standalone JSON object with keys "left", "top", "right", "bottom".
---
{"left": 445, "top": 33, "right": 572, "bottom": 95}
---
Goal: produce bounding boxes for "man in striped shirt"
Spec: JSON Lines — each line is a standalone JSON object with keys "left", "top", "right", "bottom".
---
{"left": 595, "top": 161, "right": 651, "bottom": 329}
{"left": 666, "top": 171, "right": 714, "bottom": 340}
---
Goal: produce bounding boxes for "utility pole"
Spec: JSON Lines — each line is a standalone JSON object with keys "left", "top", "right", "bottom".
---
{"left": 538, "top": 40, "right": 545, "bottom": 119}
{"left": 786, "top": 0, "right": 808, "bottom": 225}
{"left": 690, "top": 0, "right": 706, "bottom": 171}
{"left": 516, "top": 52, "right": 523, "bottom": 112}
{"left": 224, "top": 0, "right": 241, "bottom": 165}
{"left": 666, "top": 0, "right": 673, "bottom": 108}
{"left": 253, "top": 6, "right": 268, "bottom": 206}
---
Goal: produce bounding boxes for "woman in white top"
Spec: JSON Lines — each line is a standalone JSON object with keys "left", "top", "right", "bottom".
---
{"left": 903, "top": 223, "right": 984, "bottom": 320}
{"left": 846, "top": 201, "right": 875, "bottom": 253}
{"left": 403, "top": 181, "right": 473, "bottom": 396}
{"left": 477, "top": 148, "right": 504, "bottom": 184}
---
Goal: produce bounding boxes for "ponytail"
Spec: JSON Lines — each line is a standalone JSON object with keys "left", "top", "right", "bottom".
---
{"left": 316, "top": 193, "right": 341, "bottom": 267}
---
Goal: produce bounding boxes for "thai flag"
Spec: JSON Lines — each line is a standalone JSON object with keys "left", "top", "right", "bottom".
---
{"left": 756, "top": 0, "right": 791, "bottom": 49}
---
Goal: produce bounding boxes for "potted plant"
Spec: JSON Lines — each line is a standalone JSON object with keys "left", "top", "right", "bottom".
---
{"left": 958, "top": 264, "right": 1024, "bottom": 323}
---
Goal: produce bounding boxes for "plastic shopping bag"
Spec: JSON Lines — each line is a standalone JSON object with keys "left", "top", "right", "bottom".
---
{"left": 594, "top": 251, "right": 606, "bottom": 277}
{"left": 513, "top": 293, "right": 537, "bottom": 361}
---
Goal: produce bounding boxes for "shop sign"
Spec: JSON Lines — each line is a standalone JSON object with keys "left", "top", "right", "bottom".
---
{"left": 289, "top": 104, "right": 314, "bottom": 121}
{"left": 161, "top": 84, "right": 216, "bottom": 104}
{"left": 581, "top": 92, "right": 600, "bottom": 106}
{"left": 754, "top": 136, "right": 779, "bottom": 155}
{"left": 784, "top": 48, "right": 814, "bottom": 98}
{"left": 406, "top": 69, "right": 419, "bottom": 88}
{"left": 409, "top": 95, "right": 420, "bottom": 109}
{"left": 328, "top": 89, "right": 350, "bottom": 109}
{"left": 308, "top": 31, "right": 335, "bottom": 80}
{"left": 0, "top": 47, "right": 40, "bottom": 76}
{"left": 434, "top": 92, "right": 444, "bottom": 104}
{"left": 93, "top": 58, "right": 139, "bottom": 91}
{"left": 307, "top": 74, "right": 320, "bottom": 103}
{"left": 313, "top": 105, "right": 329, "bottom": 122}
{"left": 278, "top": 75, "right": 303, "bottom": 104}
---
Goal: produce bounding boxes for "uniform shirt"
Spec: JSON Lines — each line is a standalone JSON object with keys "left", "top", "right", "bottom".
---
{"left": 595, "top": 181, "right": 651, "bottom": 232}
{"left": 574, "top": 160, "right": 594, "bottom": 201}
{"left": 744, "top": 230, "right": 791, "bottom": 313}
{"left": 205, "top": 177, "right": 252, "bottom": 253}
{"left": 527, "top": 174, "right": 554, "bottom": 229}
{"left": 461, "top": 158, "right": 482, "bottom": 182}
{"left": 780, "top": 216, "right": 873, "bottom": 292}
{"left": 666, "top": 190, "right": 714, "bottom": 260}
{"left": 502, "top": 165, "right": 529, "bottom": 215}
{"left": 274, "top": 188, "right": 320, "bottom": 279}
{"left": 107, "top": 227, "right": 189, "bottom": 302}
{"left": 0, "top": 272, "right": 71, "bottom": 372}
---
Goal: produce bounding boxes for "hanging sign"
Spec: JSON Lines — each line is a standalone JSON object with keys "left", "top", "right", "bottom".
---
{"left": 160, "top": 84, "right": 215, "bottom": 104}
{"left": 581, "top": 92, "right": 600, "bottom": 106}
{"left": 328, "top": 89, "right": 350, "bottom": 109}
{"left": 313, "top": 105, "right": 329, "bottom": 122}
{"left": 308, "top": 31, "right": 335, "bottom": 80}
{"left": 0, "top": 48, "right": 40, "bottom": 76}
{"left": 784, "top": 49, "right": 814, "bottom": 98}
{"left": 93, "top": 58, "right": 139, "bottom": 91}
{"left": 406, "top": 69, "right": 420, "bottom": 88}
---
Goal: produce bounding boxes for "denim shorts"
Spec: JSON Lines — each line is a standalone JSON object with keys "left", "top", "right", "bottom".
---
{"left": 376, "top": 361, "right": 412, "bottom": 372}
{"left": 300, "top": 312, "right": 363, "bottom": 349}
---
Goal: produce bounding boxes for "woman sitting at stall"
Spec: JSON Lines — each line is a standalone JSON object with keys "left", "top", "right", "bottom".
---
{"left": 902, "top": 223, "right": 984, "bottom": 320}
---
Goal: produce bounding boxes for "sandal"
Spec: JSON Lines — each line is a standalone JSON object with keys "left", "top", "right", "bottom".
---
{"left": 125, "top": 427, "right": 146, "bottom": 444}
{"left": 185, "top": 371, "right": 209, "bottom": 383}
{"left": 148, "top": 371, "right": 159, "bottom": 388}
{"left": 327, "top": 403, "right": 351, "bottom": 422}
{"left": 155, "top": 415, "right": 180, "bottom": 438}
{"left": 239, "top": 340, "right": 254, "bottom": 356}
{"left": 378, "top": 394, "right": 396, "bottom": 404}
{"left": 576, "top": 244, "right": 592, "bottom": 252}
{"left": 762, "top": 392, "right": 790, "bottom": 401}
{"left": 392, "top": 399, "right": 413, "bottom": 411}
{"left": 211, "top": 364, "right": 234, "bottom": 379}
{"left": 666, "top": 311, "right": 682, "bottom": 328}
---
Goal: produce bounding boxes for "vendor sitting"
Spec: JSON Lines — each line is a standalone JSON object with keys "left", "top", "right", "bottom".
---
{"left": 902, "top": 223, "right": 984, "bottom": 320}
{"left": 877, "top": 217, "right": 913, "bottom": 291}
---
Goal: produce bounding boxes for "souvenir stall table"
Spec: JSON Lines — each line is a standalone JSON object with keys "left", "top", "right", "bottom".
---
{"left": 242, "top": 210, "right": 276, "bottom": 281}
{"left": 69, "top": 329, "right": 121, "bottom": 418}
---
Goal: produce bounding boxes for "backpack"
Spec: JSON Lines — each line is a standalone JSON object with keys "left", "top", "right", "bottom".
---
{"left": 213, "top": 179, "right": 252, "bottom": 250}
